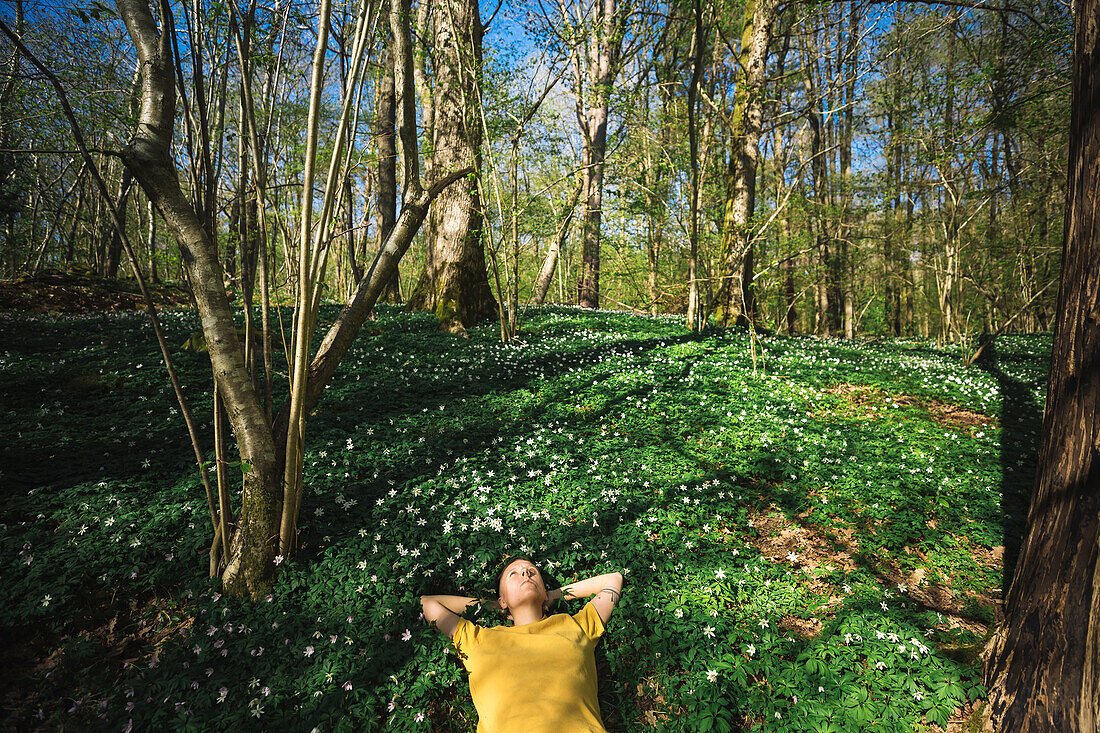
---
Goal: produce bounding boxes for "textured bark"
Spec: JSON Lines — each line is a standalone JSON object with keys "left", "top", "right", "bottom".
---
{"left": 711, "top": 0, "right": 777, "bottom": 327}
{"left": 405, "top": 0, "right": 494, "bottom": 332}
{"left": 577, "top": 100, "right": 608, "bottom": 309}
{"left": 983, "top": 2, "right": 1100, "bottom": 728}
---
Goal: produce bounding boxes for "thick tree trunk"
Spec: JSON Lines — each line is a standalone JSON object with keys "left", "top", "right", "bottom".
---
{"left": 405, "top": 0, "right": 494, "bottom": 332}
{"left": 711, "top": 0, "right": 777, "bottom": 327}
{"left": 983, "top": 2, "right": 1100, "bottom": 728}
{"left": 577, "top": 121, "right": 608, "bottom": 309}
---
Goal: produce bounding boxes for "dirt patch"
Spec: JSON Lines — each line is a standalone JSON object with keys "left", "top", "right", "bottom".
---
{"left": 779, "top": 614, "right": 824, "bottom": 637}
{"left": 821, "top": 383, "right": 996, "bottom": 430}
{"left": 633, "top": 677, "right": 673, "bottom": 728}
{"left": 893, "top": 394, "right": 995, "bottom": 430}
{"left": 740, "top": 504, "right": 997, "bottom": 640}
{"left": 745, "top": 505, "right": 858, "bottom": 584}
{"left": 0, "top": 270, "right": 191, "bottom": 313}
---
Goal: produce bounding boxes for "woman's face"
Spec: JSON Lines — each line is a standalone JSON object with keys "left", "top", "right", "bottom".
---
{"left": 498, "top": 559, "right": 548, "bottom": 614}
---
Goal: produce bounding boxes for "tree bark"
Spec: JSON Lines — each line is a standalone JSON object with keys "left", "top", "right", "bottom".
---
{"left": 839, "top": 0, "right": 859, "bottom": 339}
{"left": 405, "top": 0, "right": 495, "bottom": 332}
{"left": 983, "top": 1, "right": 1100, "bottom": 728}
{"left": 147, "top": 198, "right": 157, "bottom": 282}
{"left": 414, "top": 0, "right": 435, "bottom": 154}
{"left": 104, "top": 169, "right": 134, "bottom": 277}
{"left": 685, "top": 0, "right": 705, "bottom": 330}
{"left": 801, "top": 32, "right": 830, "bottom": 336}
{"left": 376, "top": 32, "right": 400, "bottom": 301}
{"left": 532, "top": 177, "right": 582, "bottom": 306}
{"left": 574, "top": 0, "right": 624, "bottom": 310}
{"left": 711, "top": 0, "right": 778, "bottom": 327}
{"left": 115, "top": 0, "right": 279, "bottom": 599}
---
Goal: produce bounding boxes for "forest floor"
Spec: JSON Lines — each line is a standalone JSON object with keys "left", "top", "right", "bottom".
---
{"left": 0, "top": 301, "right": 1048, "bottom": 732}
{"left": 0, "top": 270, "right": 191, "bottom": 312}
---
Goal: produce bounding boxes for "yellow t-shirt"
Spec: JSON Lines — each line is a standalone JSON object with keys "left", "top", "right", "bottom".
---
{"left": 451, "top": 601, "right": 608, "bottom": 733}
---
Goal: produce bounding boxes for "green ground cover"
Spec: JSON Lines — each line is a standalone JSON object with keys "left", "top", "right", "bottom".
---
{"left": 0, "top": 306, "right": 1049, "bottom": 731}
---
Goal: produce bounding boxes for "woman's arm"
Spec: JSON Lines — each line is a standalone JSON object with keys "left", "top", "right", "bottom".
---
{"left": 421, "top": 594, "right": 489, "bottom": 615}
{"left": 420, "top": 594, "right": 490, "bottom": 639}
{"left": 549, "top": 571, "right": 624, "bottom": 624}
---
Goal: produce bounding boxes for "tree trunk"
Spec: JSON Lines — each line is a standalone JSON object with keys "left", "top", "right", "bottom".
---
{"left": 801, "top": 32, "right": 830, "bottom": 336}
{"left": 938, "top": 14, "right": 960, "bottom": 344}
{"left": 114, "top": 0, "right": 463, "bottom": 599}
{"left": 645, "top": 114, "right": 665, "bottom": 316}
{"left": 413, "top": 0, "right": 435, "bottom": 154}
{"left": 711, "top": 0, "right": 778, "bottom": 327}
{"left": 839, "top": 0, "right": 858, "bottom": 339}
{"left": 685, "top": 0, "right": 705, "bottom": 330}
{"left": 115, "top": 0, "right": 279, "bottom": 599}
{"left": 533, "top": 177, "right": 581, "bottom": 306}
{"left": 103, "top": 166, "right": 134, "bottom": 277}
{"left": 573, "top": 0, "right": 623, "bottom": 310}
{"left": 405, "top": 0, "right": 494, "bottom": 332}
{"left": 376, "top": 35, "right": 399, "bottom": 302}
{"left": 983, "top": 1, "right": 1100, "bottom": 728}
{"left": 147, "top": 198, "right": 158, "bottom": 282}
{"left": 66, "top": 167, "right": 88, "bottom": 266}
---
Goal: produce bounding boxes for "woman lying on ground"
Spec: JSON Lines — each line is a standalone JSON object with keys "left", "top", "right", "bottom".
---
{"left": 420, "top": 556, "right": 625, "bottom": 733}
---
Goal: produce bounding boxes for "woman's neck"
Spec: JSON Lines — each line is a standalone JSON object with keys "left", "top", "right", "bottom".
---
{"left": 510, "top": 603, "right": 546, "bottom": 627}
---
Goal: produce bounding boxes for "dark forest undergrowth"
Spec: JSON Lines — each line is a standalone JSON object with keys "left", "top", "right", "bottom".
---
{"left": 0, "top": 301, "right": 1049, "bottom": 731}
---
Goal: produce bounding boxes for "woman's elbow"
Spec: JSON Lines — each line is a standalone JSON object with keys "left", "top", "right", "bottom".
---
{"left": 421, "top": 598, "right": 442, "bottom": 622}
